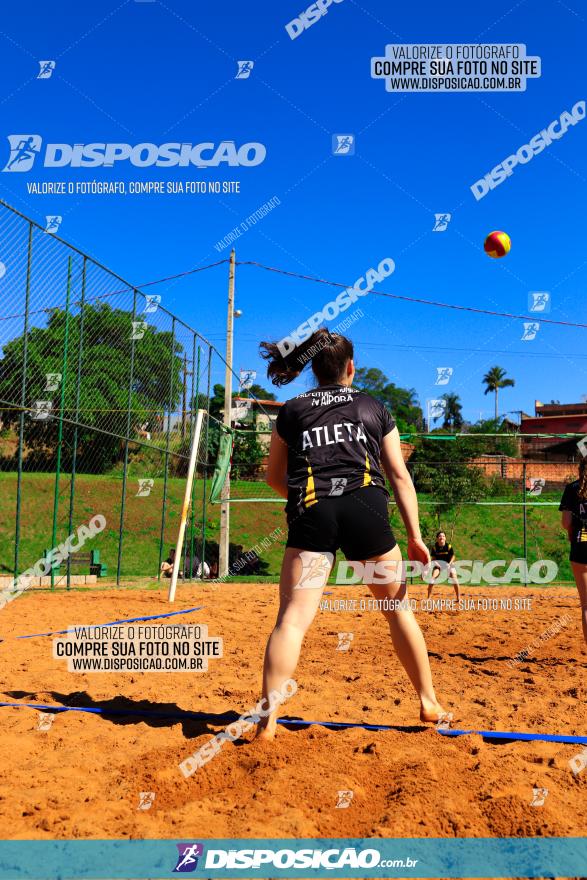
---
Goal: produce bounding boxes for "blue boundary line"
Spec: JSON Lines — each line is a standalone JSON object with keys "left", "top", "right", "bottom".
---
{"left": 0, "top": 701, "right": 585, "bottom": 744}
{"left": 1, "top": 605, "right": 204, "bottom": 640}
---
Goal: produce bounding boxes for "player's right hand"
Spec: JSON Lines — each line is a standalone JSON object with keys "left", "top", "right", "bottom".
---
{"left": 407, "top": 537, "right": 431, "bottom": 566}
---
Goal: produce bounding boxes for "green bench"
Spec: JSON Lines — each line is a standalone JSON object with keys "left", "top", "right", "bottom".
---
{"left": 42, "top": 549, "right": 107, "bottom": 578}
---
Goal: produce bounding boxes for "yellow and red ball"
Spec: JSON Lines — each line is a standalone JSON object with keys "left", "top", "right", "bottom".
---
{"left": 484, "top": 230, "right": 511, "bottom": 258}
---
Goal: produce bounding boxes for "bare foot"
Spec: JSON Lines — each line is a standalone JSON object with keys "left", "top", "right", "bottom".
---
{"left": 254, "top": 720, "right": 277, "bottom": 742}
{"left": 419, "top": 701, "right": 446, "bottom": 723}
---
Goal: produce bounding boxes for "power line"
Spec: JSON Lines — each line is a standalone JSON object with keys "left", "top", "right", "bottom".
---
{"left": 237, "top": 260, "right": 587, "bottom": 330}
{"left": 0, "top": 259, "right": 229, "bottom": 324}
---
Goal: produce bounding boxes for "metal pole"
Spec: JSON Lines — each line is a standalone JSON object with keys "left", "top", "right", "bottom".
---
{"left": 14, "top": 221, "right": 33, "bottom": 583}
{"left": 219, "top": 249, "right": 235, "bottom": 577}
{"left": 158, "top": 317, "right": 176, "bottom": 579}
{"left": 67, "top": 257, "right": 87, "bottom": 590}
{"left": 187, "top": 340, "right": 200, "bottom": 583}
{"left": 201, "top": 346, "right": 212, "bottom": 577}
{"left": 522, "top": 461, "right": 528, "bottom": 583}
{"left": 116, "top": 290, "right": 138, "bottom": 585}
{"left": 168, "top": 409, "right": 205, "bottom": 602}
{"left": 50, "top": 256, "right": 73, "bottom": 590}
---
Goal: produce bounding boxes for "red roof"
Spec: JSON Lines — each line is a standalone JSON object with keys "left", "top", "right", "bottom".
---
{"left": 233, "top": 397, "right": 283, "bottom": 407}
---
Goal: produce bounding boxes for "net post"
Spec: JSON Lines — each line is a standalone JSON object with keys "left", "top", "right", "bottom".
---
{"left": 67, "top": 256, "right": 87, "bottom": 590}
{"left": 169, "top": 408, "right": 206, "bottom": 602}
{"left": 522, "top": 461, "right": 528, "bottom": 584}
{"left": 50, "top": 256, "right": 73, "bottom": 590}
{"left": 14, "top": 220, "right": 33, "bottom": 585}
{"left": 219, "top": 249, "right": 236, "bottom": 577}
{"left": 116, "top": 289, "right": 138, "bottom": 586}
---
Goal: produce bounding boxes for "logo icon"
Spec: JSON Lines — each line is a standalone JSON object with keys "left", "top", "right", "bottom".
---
{"left": 528, "top": 291, "right": 551, "bottom": 313}
{"left": 528, "top": 477, "right": 545, "bottom": 496}
{"left": 435, "top": 367, "right": 453, "bottom": 386}
{"left": 433, "top": 213, "right": 451, "bottom": 232}
{"left": 295, "top": 551, "right": 334, "bottom": 590}
{"left": 131, "top": 320, "right": 148, "bottom": 340}
{"left": 45, "top": 215, "right": 62, "bottom": 234}
{"left": 569, "top": 748, "right": 587, "bottom": 776}
{"left": 143, "top": 294, "right": 161, "bottom": 314}
{"left": 173, "top": 843, "right": 204, "bottom": 873}
{"left": 0, "top": 261, "right": 6, "bottom": 280}
{"left": 37, "top": 60, "right": 56, "bottom": 79}
{"left": 521, "top": 321, "right": 539, "bottom": 341}
{"left": 232, "top": 400, "right": 251, "bottom": 422}
{"left": 31, "top": 400, "right": 52, "bottom": 421}
{"left": 137, "top": 791, "right": 156, "bottom": 811}
{"left": 329, "top": 477, "right": 348, "bottom": 496}
{"left": 336, "top": 790, "right": 354, "bottom": 809}
{"left": 530, "top": 787, "right": 548, "bottom": 806}
{"left": 3, "top": 135, "right": 42, "bottom": 172}
{"left": 236, "top": 61, "right": 254, "bottom": 79}
{"left": 435, "top": 711, "right": 453, "bottom": 730}
{"left": 332, "top": 134, "right": 355, "bottom": 156}
{"left": 36, "top": 712, "right": 56, "bottom": 731}
{"left": 136, "top": 478, "right": 154, "bottom": 497}
{"left": 45, "top": 373, "right": 62, "bottom": 392}
{"left": 336, "top": 632, "right": 354, "bottom": 652}
{"left": 428, "top": 398, "right": 447, "bottom": 422}
{"left": 239, "top": 369, "right": 256, "bottom": 391}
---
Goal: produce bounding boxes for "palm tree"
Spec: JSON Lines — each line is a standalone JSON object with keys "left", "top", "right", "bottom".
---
{"left": 441, "top": 393, "right": 463, "bottom": 430}
{"left": 483, "top": 366, "right": 515, "bottom": 420}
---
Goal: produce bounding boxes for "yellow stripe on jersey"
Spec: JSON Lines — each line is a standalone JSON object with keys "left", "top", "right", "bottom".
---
{"left": 362, "top": 451, "right": 372, "bottom": 486}
{"left": 304, "top": 464, "right": 318, "bottom": 507}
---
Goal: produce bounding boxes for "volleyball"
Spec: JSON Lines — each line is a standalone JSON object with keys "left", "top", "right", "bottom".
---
{"left": 484, "top": 230, "right": 511, "bottom": 258}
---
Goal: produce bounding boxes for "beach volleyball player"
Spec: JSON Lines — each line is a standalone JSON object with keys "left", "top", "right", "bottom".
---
{"left": 560, "top": 457, "right": 587, "bottom": 644}
{"left": 255, "top": 329, "right": 445, "bottom": 739}
{"left": 428, "top": 531, "right": 461, "bottom": 602}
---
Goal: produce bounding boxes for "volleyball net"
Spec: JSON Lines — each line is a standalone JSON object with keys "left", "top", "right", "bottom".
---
{"left": 208, "top": 422, "right": 577, "bottom": 582}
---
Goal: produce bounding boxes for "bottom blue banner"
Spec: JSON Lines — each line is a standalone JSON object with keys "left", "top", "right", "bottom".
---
{"left": 0, "top": 837, "right": 585, "bottom": 879}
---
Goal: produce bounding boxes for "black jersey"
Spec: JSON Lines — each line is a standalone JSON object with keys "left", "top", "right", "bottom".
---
{"left": 275, "top": 384, "right": 395, "bottom": 517}
{"left": 559, "top": 480, "right": 587, "bottom": 544}
{"left": 431, "top": 542, "right": 455, "bottom": 563}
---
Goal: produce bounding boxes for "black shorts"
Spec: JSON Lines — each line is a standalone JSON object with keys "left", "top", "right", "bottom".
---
{"left": 570, "top": 543, "right": 587, "bottom": 564}
{"left": 286, "top": 485, "right": 396, "bottom": 560}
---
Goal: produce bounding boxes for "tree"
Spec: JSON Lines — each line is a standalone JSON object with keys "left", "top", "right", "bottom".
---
{"left": 441, "top": 393, "right": 463, "bottom": 430}
{"left": 459, "top": 418, "right": 519, "bottom": 458}
{"left": 482, "top": 366, "right": 515, "bottom": 420}
{"left": 246, "top": 383, "right": 276, "bottom": 401}
{"left": 409, "top": 435, "right": 488, "bottom": 537}
{"left": 354, "top": 367, "right": 423, "bottom": 433}
{"left": 0, "top": 303, "right": 182, "bottom": 473}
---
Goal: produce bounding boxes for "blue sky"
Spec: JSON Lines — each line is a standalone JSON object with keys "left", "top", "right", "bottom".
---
{"left": 0, "top": 0, "right": 585, "bottom": 422}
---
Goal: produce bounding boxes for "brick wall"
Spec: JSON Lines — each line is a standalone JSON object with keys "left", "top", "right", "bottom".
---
{"left": 400, "top": 441, "right": 415, "bottom": 461}
{"left": 471, "top": 456, "right": 577, "bottom": 487}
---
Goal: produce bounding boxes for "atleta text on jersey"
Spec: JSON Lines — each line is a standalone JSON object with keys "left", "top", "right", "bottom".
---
{"left": 276, "top": 385, "right": 395, "bottom": 514}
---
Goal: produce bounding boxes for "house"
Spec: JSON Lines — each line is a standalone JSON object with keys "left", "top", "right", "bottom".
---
{"left": 520, "top": 400, "right": 587, "bottom": 461}
{"left": 229, "top": 397, "right": 282, "bottom": 452}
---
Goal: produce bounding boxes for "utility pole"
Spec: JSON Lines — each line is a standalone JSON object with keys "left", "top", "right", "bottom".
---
{"left": 219, "top": 249, "right": 236, "bottom": 577}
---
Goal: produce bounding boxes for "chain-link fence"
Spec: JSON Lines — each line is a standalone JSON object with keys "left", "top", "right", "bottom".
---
{"left": 0, "top": 198, "right": 235, "bottom": 588}
{"left": 0, "top": 198, "right": 578, "bottom": 590}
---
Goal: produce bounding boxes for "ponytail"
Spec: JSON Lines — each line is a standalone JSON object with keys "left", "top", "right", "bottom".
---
{"left": 260, "top": 329, "right": 353, "bottom": 387}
